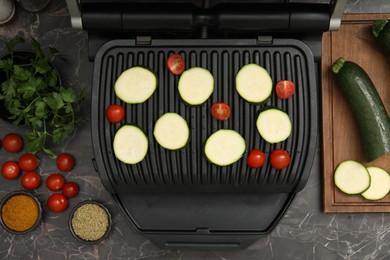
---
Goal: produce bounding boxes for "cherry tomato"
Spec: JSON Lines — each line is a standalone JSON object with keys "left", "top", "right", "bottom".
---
{"left": 21, "top": 172, "right": 41, "bottom": 190}
{"left": 62, "top": 182, "right": 79, "bottom": 198}
{"left": 106, "top": 104, "right": 125, "bottom": 124}
{"left": 275, "top": 80, "right": 295, "bottom": 99}
{"left": 47, "top": 193, "right": 68, "bottom": 213}
{"left": 2, "top": 133, "right": 23, "bottom": 153}
{"left": 247, "top": 149, "right": 266, "bottom": 168}
{"left": 56, "top": 153, "right": 75, "bottom": 172}
{"left": 166, "top": 54, "right": 185, "bottom": 75}
{"left": 270, "top": 149, "right": 291, "bottom": 170}
{"left": 46, "top": 173, "right": 65, "bottom": 191}
{"left": 211, "top": 102, "right": 231, "bottom": 121}
{"left": 18, "top": 153, "right": 39, "bottom": 172}
{"left": 1, "top": 161, "right": 20, "bottom": 179}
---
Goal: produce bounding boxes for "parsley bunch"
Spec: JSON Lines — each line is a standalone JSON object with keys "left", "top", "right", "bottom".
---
{"left": 0, "top": 37, "right": 83, "bottom": 158}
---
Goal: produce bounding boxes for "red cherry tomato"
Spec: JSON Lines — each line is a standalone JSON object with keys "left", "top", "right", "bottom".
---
{"left": 211, "top": 102, "right": 231, "bottom": 121}
{"left": 18, "top": 153, "right": 39, "bottom": 172}
{"left": 56, "top": 153, "right": 75, "bottom": 172}
{"left": 62, "top": 182, "right": 79, "bottom": 198}
{"left": 166, "top": 54, "right": 185, "bottom": 75}
{"left": 2, "top": 133, "right": 23, "bottom": 153}
{"left": 275, "top": 80, "right": 295, "bottom": 99}
{"left": 47, "top": 193, "right": 68, "bottom": 213}
{"left": 21, "top": 172, "right": 41, "bottom": 190}
{"left": 270, "top": 149, "right": 291, "bottom": 170}
{"left": 106, "top": 104, "right": 125, "bottom": 124}
{"left": 1, "top": 161, "right": 20, "bottom": 179}
{"left": 46, "top": 173, "right": 65, "bottom": 191}
{"left": 247, "top": 149, "right": 266, "bottom": 168}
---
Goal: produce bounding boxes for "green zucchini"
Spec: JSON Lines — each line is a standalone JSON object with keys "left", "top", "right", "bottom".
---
{"left": 373, "top": 20, "right": 390, "bottom": 59}
{"left": 332, "top": 58, "right": 390, "bottom": 162}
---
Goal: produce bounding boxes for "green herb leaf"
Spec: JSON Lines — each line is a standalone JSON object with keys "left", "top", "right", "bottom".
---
{"left": 1, "top": 78, "right": 17, "bottom": 99}
{"left": 47, "top": 70, "right": 58, "bottom": 87}
{"left": 52, "top": 123, "right": 75, "bottom": 144}
{"left": 5, "top": 36, "right": 25, "bottom": 55}
{"left": 43, "top": 92, "right": 64, "bottom": 111}
{"left": 43, "top": 148, "right": 57, "bottom": 158}
{"left": 35, "top": 101, "right": 47, "bottom": 119}
{"left": 13, "top": 65, "right": 32, "bottom": 81}
{"left": 25, "top": 130, "right": 44, "bottom": 154}
{"left": 60, "top": 87, "right": 77, "bottom": 103}
{"left": 0, "top": 59, "right": 13, "bottom": 76}
{"left": 33, "top": 58, "right": 52, "bottom": 75}
{"left": 30, "top": 37, "right": 43, "bottom": 58}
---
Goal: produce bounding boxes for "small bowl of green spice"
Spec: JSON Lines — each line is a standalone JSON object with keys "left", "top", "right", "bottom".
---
{"left": 69, "top": 200, "right": 112, "bottom": 244}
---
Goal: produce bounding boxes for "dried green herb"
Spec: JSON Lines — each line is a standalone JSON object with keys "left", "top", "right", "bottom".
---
{"left": 0, "top": 36, "right": 83, "bottom": 158}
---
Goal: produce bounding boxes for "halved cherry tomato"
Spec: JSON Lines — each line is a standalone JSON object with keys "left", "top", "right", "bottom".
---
{"left": 18, "top": 153, "right": 39, "bottom": 172}
{"left": 56, "top": 153, "right": 75, "bottom": 172}
{"left": 247, "top": 149, "right": 266, "bottom": 168}
{"left": 166, "top": 54, "right": 185, "bottom": 75}
{"left": 21, "top": 172, "right": 41, "bottom": 190}
{"left": 1, "top": 161, "right": 20, "bottom": 179}
{"left": 62, "top": 182, "right": 79, "bottom": 198}
{"left": 47, "top": 193, "right": 68, "bottom": 213}
{"left": 211, "top": 102, "right": 231, "bottom": 121}
{"left": 270, "top": 149, "right": 291, "bottom": 170}
{"left": 46, "top": 173, "right": 65, "bottom": 191}
{"left": 275, "top": 80, "right": 295, "bottom": 99}
{"left": 2, "top": 133, "right": 23, "bottom": 153}
{"left": 106, "top": 104, "right": 125, "bottom": 124}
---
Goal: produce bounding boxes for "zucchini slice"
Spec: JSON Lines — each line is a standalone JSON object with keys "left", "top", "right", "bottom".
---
{"left": 361, "top": 166, "right": 390, "bottom": 200}
{"left": 235, "top": 63, "right": 273, "bottom": 104}
{"left": 178, "top": 67, "right": 214, "bottom": 106}
{"left": 332, "top": 58, "right": 390, "bottom": 162}
{"left": 334, "top": 160, "right": 370, "bottom": 195}
{"left": 114, "top": 66, "right": 157, "bottom": 104}
{"left": 256, "top": 108, "right": 292, "bottom": 144}
{"left": 153, "top": 112, "right": 190, "bottom": 150}
{"left": 204, "top": 129, "right": 246, "bottom": 166}
{"left": 113, "top": 125, "right": 148, "bottom": 164}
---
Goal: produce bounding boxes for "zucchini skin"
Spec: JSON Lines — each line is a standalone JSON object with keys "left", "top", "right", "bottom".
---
{"left": 332, "top": 58, "right": 390, "bottom": 162}
{"left": 373, "top": 20, "right": 390, "bottom": 60}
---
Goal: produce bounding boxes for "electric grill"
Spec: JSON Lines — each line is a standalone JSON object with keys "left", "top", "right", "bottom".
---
{"left": 66, "top": 0, "right": 346, "bottom": 250}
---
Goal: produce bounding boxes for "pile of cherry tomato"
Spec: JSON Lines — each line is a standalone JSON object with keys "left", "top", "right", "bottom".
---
{"left": 1, "top": 132, "right": 79, "bottom": 213}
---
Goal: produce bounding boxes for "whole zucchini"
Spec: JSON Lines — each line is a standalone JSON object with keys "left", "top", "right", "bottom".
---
{"left": 332, "top": 57, "right": 390, "bottom": 162}
{"left": 373, "top": 20, "right": 390, "bottom": 59}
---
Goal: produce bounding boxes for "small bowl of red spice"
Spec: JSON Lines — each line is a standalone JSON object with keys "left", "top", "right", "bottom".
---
{"left": 0, "top": 191, "right": 42, "bottom": 234}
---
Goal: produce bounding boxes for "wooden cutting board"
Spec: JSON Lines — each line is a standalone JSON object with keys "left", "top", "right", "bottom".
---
{"left": 322, "top": 14, "right": 390, "bottom": 213}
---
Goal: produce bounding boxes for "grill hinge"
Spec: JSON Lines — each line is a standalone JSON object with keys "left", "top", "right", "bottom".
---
{"left": 257, "top": 36, "right": 273, "bottom": 45}
{"left": 136, "top": 36, "right": 152, "bottom": 45}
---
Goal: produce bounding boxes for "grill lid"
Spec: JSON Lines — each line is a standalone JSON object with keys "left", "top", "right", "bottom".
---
{"left": 67, "top": 0, "right": 345, "bottom": 32}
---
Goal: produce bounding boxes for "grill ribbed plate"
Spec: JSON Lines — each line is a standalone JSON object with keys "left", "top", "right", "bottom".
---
{"left": 91, "top": 38, "right": 318, "bottom": 193}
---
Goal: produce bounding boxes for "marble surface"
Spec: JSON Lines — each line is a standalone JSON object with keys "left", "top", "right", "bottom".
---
{"left": 0, "top": 0, "right": 389, "bottom": 259}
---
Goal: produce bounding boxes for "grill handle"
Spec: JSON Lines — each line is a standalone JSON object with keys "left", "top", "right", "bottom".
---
{"left": 81, "top": 2, "right": 331, "bottom": 33}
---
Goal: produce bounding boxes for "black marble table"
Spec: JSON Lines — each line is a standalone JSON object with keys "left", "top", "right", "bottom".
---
{"left": 0, "top": 0, "right": 389, "bottom": 259}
